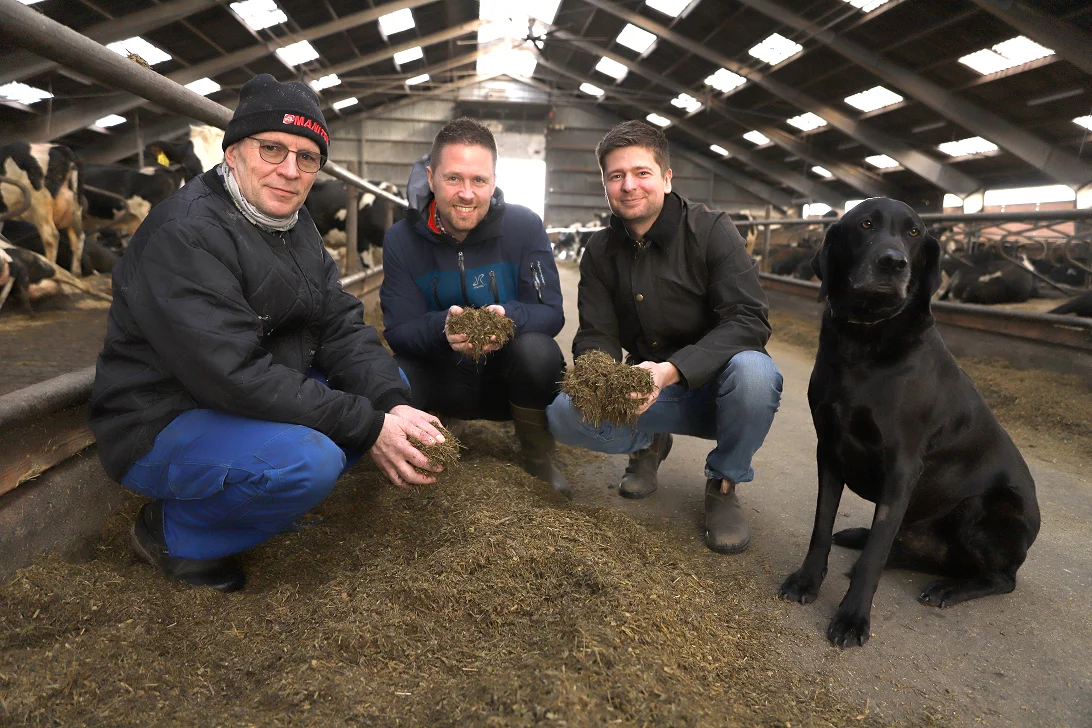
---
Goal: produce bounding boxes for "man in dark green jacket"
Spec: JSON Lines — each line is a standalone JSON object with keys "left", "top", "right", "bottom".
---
{"left": 547, "top": 120, "right": 783, "bottom": 554}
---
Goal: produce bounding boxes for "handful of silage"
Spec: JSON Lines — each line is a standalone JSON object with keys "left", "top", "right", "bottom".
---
{"left": 561, "top": 350, "right": 655, "bottom": 427}
{"left": 446, "top": 307, "right": 515, "bottom": 361}
{"left": 408, "top": 424, "right": 462, "bottom": 476}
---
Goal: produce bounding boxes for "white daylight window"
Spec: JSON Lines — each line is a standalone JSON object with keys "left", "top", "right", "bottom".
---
{"left": 476, "top": 0, "right": 562, "bottom": 49}
{"left": 942, "top": 194, "right": 964, "bottom": 208}
{"left": 230, "top": 0, "right": 286, "bottom": 31}
{"left": 477, "top": 47, "right": 537, "bottom": 77}
{"left": 18, "top": 0, "right": 47, "bottom": 4}
{"left": 704, "top": 68, "right": 747, "bottom": 93}
{"left": 748, "top": 33, "right": 802, "bottom": 66}
{"left": 959, "top": 36, "right": 1053, "bottom": 75}
{"left": 670, "top": 93, "right": 702, "bottom": 113}
{"left": 844, "top": 199, "right": 863, "bottom": 211}
{"left": 743, "top": 130, "right": 770, "bottom": 146}
{"left": 107, "top": 37, "right": 172, "bottom": 66}
{"left": 984, "top": 184, "right": 1074, "bottom": 207}
{"left": 94, "top": 114, "right": 127, "bottom": 128}
{"left": 378, "top": 8, "right": 415, "bottom": 38}
{"left": 803, "top": 203, "right": 831, "bottom": 218}
{"left": 276, "top": 41, "right": 319, "bottom": 66}
{"left": 184, "top": 78, "right": 221, "bottom": 96}
{"left": 393, "top": 46, "right": 424, "bottom": 67}
{"left": 0, "top": 81, "right": 53, "bottom": 105}
{"left": 937, "top": 136, "right": 998, "bottom": 158}
{"left": 497, "top": 157, "right": 547, "bottom": 220}
{"left": 616, "top": 24, "right": 657, "bottom": 54}
{"left": 594, "top": 56, "right": 628, "bottom": 80}
{"left": 645, "top": 0, "right": 694, "bottom": 17}
{"left": 332, "top": 97, "right": 358, "bottom": 110}
{"left": 786, "top": 112, "right": 827, "bottom": 131}
{"left": 844, "top": 85, "right": 903, "bottom": 113}
{"left": 812, "top": 166, "right": 833, "bottom": 178}
{"left": 406, "top": 74, "right": 430, "bottom": 86}
{"left": 309, "top": 74, "right": 341, "bottom": 92}
{"left": 646, "top": 113, "right": 672, "bottom": 127}
{"left": 710, "top": 144, "right": 729, "bottom": 156}
{"left": 579, "top": 82, "right": 605, "bottom": 97}
{"left": 1073, "top": 116, "right": 1092, "bottom": 131}
{"left": 840, "top": 0, "right": 889, "bottom": 11}
{"left": 865, "top": 154, "right": 899, "bottom": 169}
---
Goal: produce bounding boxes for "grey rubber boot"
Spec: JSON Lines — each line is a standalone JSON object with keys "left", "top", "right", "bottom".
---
{"left": 619, "top": 433, "right": 673, "bottom": 499}
{"left": 510, "top": 403, "right": 572, "bottom": 498}
{"left": 704, "top": 478, "right": 751, "bottom": 554}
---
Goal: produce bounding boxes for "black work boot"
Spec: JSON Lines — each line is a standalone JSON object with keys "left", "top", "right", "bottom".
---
{"left": 619, "top": 433, "right": 673, "bottom": 499}
{"left": 704, "top": 478, "right": 750, "bottom": 554}
{"left": 510, "top": 403, "right": 572, "bottom": 498}
{"left": 130, "top": 501, "right": 246, "bottom": 592}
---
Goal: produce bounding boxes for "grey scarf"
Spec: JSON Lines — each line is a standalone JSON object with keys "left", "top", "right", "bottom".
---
{"left": 218, "top": 161, "right": 298, "bottom": 232}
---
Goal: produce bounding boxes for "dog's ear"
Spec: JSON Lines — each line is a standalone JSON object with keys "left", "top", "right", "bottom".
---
{"left": 921, "top": 232, "right": 942, "bottom": 297}
{"left": 812, "top": 224, "right": 839, "bottom": 302}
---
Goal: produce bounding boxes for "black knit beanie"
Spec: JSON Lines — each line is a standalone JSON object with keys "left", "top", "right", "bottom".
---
{"left": 222, "top": 74, "right": 330, "bottom": 156}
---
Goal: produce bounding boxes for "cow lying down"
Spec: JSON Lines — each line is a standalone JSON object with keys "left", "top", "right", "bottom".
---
{"left": 778, "top": 198, "right": 1040, "bottom": 648}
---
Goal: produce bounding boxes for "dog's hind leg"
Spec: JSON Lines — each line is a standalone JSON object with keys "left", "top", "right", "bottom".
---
{"left": 832, "top": 527, "right": 869, "bottom": 549}
{"left": 918, "top": 573, "right": 1015, "bottom": 608}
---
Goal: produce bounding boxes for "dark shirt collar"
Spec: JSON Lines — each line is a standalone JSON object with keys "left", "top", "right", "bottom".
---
{"left": 608, "top": 191, "right": 682, "bottom": 248}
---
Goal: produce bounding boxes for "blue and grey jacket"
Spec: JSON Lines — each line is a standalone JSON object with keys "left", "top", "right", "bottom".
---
{"left": 379, "top": 163, "right": 564, "bottom": 358}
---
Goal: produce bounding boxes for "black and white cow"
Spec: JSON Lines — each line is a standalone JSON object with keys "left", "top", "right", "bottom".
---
{"left": 146, "top": 125, "right": 225, "bottom": 180}
{"left": 305, "top": 179, "right": 405, "bottom": 268}
{"left": 938, "top": 250, "right": 1037, "bottom": 304}
{"left": 0, "top": 142, "right": 84, "bottom": 276}
{"left": 0, "top": 235, "right": 56, "bottom": 315}
{"left": 81, "top": 162, "right": 186, "bottom": 237}
{"left": 1048, "top": 291, "right": 1092, "bottom": 318}
{"left": 1, "top": 220, "right": 118, "bottom": 275}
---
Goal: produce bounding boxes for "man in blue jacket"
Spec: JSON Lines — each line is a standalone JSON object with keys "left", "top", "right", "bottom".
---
{"left": 380, "top": 118, "right": 569, "bottom": 495}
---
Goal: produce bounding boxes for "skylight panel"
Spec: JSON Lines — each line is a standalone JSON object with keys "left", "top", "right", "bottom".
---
{"left": 748, "top": 33, "right": 802, "bottom": 66}
{"left": 958, "top": 36, "right": 1053, "bottom": 75}
{"left": 406, "top": 74, "right": 430, "bottom": 86}
{"left": 812, "top": 166, "right": 833, "bottom": 178}
{"left": 476, "top": 47, "right": 537, "bottom": 77}
{"left": 276, "top": 40, "right": 319, "bottom": 66}
{"left": 646, "top": 113, "right": 672, "bottom": 127}
{"left": 230, "top": 0, "right": 286, "bottom": 31}
{"left": 616, "top": 24, "right": 657, "bottom": 54}
{"left": 184, "top": 78, "right": 221, "bottom": 96}
{"left": 1074, "top": 116, "right": 1092, "bottom": 131}
{"left": 844, "top": 199, "right": 863, "bottom": 211}
{"left": 521, "top": 0, "right": 563, "bottom": 24}
{"left": 803, "top": 203, "right": 831, "bottom": 218}
{"left": 309, "top": 74, "right": 341, "bottom": 92}
{"left": 984, "top": 184, "right": 1075, "bottom": 207}
{"left": 743, "top": 130, "right": 770, "bottom": 146}
{"left": 594, "top": 56, "right": 628, "bottom": 81}
{"left": 106, "top": 37, "right": 172, "bottom": 66}
{"left": 393, "top": 46, "right": 424, "bottom": 67}
{"left": 94, "top": 115, "right": 127, "bottom": 128}
{"left": 786, "top": 112, "right": 827, "bottom": 131}
{"left": 844, "top": 85, "right": 903, "bottom": 113}
{"left": 670, "top": 93, "right": 702, "bottom": 114}
{"left": 0, "top": 81, "right": 53, "bottom": 105}
{"left": 18, "top": 0, "right": 47, "bottom": 5}
{"left": 704, "top": 68, "right": 746, "bottom": 93}
{"left": 646, "top": 0, "right": 693, "bottom": 16}
{"left": 579, "top": 82, "right": 605, "bottom": 97}
{"left": 840, "top": 0, "right": 889, "bottom": 11}
{"left": 865, "top": 154, "right": 899, "bottom": 169}
{"left": 709, "top": 144, "right": 729, "bottom": 156}
{"left": 378, "top": 8, "right": 415, "bottom": 38}
{"left": 937, "top": 136, "right": 998, "bottom": 158}
{"left": 332, "top": 97, "right": 358, "bottom": 111}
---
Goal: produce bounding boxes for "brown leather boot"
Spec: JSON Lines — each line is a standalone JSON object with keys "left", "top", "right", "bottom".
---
{"left": 619, "top": 433, "right": 673, "bottom": 499}
{"left": 510, "top": 403, "right": 571, "bottom": 498}
{"left": 704, "top": 478, "right": 750, "bottom": 554}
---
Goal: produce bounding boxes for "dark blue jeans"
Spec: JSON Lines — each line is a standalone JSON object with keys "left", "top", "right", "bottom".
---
{"left": 546, "top": 351, "right": 783, "bottom": 483}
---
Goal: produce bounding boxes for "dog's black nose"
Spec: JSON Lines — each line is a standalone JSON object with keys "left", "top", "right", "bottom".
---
{"left": 877, "top": 250, "right": 908, "bottom": 273}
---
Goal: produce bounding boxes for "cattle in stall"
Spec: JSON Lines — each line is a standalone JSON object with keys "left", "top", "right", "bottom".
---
{"left": 0, "top": 142, "right": 85, "bottom": 276}
{"left": 938, "top": 250, "right": 1037, "bottom": 304}
{"left": 552, "top": 212, "right": 609, "bottom": 262}
{"left": 1048, "top": 291, "right": 1092, "bottom": 318}
{"left": 1, "top": 220, "right": 119, "bottom": 275}
{"left": 82, "top": 163, "right": 184, "bottom": 237}
{"left": 765, "top": 236, "right": 821, "bottom": 279}
{"left": 0, "top": 247, "right": 11, "bottom": 311}
{"left": 147, "top": 125, "right": 225, "bottom": 179}
{"left": 0, "top": 236, "right": 56, "bottom": 315}
{"left": 304, "top": 179, "right": 406, "bottom": 269}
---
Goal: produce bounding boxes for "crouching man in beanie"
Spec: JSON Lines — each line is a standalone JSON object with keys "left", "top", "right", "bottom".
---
{"left": 546, "top": 121, "right": 783, "bottom": 554}
{"left": 90, "top": 74, "right": 444, "bottom": 592}
{"left": 379, "top": 118, "right": 570, "bottom": 495}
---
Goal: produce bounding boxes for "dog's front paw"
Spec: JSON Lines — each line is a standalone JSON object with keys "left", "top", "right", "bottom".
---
{"left": 778, "top": 568, "right": 824, "bottom": 604}
{"left": 827, "top": 609, "right": 871, "bottom": 648}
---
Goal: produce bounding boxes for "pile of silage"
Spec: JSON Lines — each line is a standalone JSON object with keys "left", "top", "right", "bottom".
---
{"left": 445, "top": 307, "right": 515, "bottom": 361}
{"left": 561, "top": 350, "right": 655, "bottom": 427}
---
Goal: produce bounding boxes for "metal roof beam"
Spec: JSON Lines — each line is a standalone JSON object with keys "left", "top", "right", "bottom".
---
{"left": 736, "top": 0, "right": 1092, "bottom": 187}
{"left": 578, "top": 0, "right": 982, "bottom": 196}
{"left": 969, "top": 0, "right": 1092, "bottom": 78}
{"left": 536, "top": 57, "right": 796, "bottom": 210}
{"left": 356, "top": 71, "right": 504, "bottom": 119}
{"left": 0, "top": 0, "right": 221, "bottom": 86}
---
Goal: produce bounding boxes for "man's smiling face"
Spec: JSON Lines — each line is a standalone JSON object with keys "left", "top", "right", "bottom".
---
{"left": 427, "top": 143, "right": 496, "bottom": 241}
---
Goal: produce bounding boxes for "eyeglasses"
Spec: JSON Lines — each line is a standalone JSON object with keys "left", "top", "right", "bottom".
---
{"left": 247, "top": 136, "right": 327, "bottom": 173}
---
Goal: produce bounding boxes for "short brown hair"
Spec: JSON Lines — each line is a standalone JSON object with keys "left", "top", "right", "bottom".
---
{"left": 429, "top": 117, "right": 498, "bottom": 169}
{"left": 595, "top": 120, "right": 671, "bottom": 176}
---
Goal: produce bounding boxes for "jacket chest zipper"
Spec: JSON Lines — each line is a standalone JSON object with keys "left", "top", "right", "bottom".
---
{"left": 457, "top": 249, "right": 470, "bottom": 305}
{"left": 489, "top": 269, "right": 499, "bottom": 304}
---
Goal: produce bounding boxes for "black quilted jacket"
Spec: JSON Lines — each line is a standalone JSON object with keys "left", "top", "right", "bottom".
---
{"left": 90, "top": 169, "right": 409, "bottom": 481}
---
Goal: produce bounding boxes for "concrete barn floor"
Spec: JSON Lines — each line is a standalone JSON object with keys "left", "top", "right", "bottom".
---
{"left": 554, "top": 262, "right": 1090, "bottom": 727}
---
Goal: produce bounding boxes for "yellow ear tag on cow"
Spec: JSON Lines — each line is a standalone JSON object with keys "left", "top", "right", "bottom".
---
{"left": 156, "top": 151, "right": 170, "bottom": 167}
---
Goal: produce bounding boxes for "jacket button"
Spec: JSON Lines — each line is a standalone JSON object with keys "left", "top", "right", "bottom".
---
{"left": 651, "top": 341, "right": 659, "bottom": 347}
{"left": 635, "top": 293, "right": 644, "bottom": 302}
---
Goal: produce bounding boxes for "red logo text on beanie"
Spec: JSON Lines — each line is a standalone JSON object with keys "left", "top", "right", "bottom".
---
{"left": 281, "top": 113, "right": 329, "bottom": 146}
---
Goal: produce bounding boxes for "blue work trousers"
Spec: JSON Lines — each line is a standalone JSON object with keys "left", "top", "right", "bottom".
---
{"left": 546, "top": 350, "right": 783, "bottom": 483}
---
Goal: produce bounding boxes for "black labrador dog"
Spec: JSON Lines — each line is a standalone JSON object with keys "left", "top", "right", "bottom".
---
{"left": 779, "top": 198, "right": 1040, "bottom": 648}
